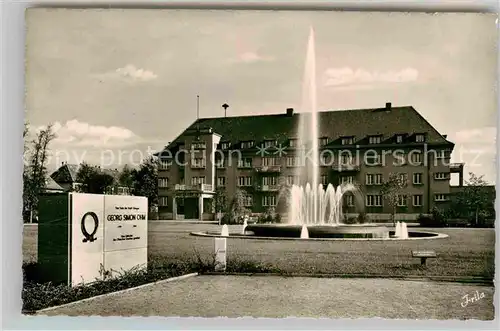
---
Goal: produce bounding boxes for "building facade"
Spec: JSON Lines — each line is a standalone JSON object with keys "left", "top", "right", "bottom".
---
{"left": 156, "top": 103, "right": 464, "bottom": 221}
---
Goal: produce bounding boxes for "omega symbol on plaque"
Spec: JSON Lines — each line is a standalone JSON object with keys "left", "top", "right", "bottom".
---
{"left": 81, "top": 212, "right": 99, "bottom": 243}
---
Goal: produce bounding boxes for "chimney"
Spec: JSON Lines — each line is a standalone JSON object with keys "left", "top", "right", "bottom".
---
{"left": 286, "top": 108, "right": 294, "bottom": 116}
{"left": 443, "top": 134, "right": 447, "bottom": 139}
{"left": 385, "top": 102, "right": 392, "bottom": 112}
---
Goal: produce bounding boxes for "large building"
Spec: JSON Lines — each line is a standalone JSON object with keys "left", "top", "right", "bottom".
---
{"left": 156, "top": 103, "right": 464, "bottom": 221}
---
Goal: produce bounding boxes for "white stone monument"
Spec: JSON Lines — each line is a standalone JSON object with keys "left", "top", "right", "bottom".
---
{"left": 38, "top": 192, "right": 148, "bottom": 286}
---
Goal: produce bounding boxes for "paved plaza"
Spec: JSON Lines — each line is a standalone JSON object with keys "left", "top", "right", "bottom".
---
{"left": 40, "top": 275, "right": 494, "bottom": 319}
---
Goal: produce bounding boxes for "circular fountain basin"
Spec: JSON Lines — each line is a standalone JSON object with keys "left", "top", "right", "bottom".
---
{"left": 245, "top": 224, "right": 390, "bottom": 239}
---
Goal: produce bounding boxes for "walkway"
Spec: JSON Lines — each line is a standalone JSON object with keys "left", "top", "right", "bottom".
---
{"left": 40, "top": 275, "right": 494, "bottom": 319}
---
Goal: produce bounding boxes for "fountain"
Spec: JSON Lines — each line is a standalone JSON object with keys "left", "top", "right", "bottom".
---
{"left": 191, "top": 27, "right": 448, "bottom": 242}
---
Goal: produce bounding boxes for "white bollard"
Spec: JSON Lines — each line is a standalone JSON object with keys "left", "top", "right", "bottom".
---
{"left": 214, "top": 238, "right": 227, "bottom": 272}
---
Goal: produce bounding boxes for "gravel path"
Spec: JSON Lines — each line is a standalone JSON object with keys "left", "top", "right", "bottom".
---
{"left": 40, "top": 275, "right": 494, "bottom": 319}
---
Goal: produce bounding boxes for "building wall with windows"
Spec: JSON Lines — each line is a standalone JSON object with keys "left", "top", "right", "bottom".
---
{"left": 156, "top": 103, "right": 463, "bottom": 220}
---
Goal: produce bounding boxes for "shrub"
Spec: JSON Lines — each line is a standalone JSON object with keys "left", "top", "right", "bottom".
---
{"left": 357, "top": 212, "right": 369, "bottom": 224}
{"left": 343, "top": 216, "right": 358, "bottom": 224}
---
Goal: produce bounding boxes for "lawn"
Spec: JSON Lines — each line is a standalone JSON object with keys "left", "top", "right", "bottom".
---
{"left": 23, "top": 222, "right": 495, "bottom": 278}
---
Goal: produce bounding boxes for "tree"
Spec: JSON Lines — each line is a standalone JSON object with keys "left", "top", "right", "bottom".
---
{"left": 212, "top": 186, "right": 228, "bottom": 224}
{"left": 380, "top": 172, "right": 407, "bottom": 226}
{"left": 118, "top": 164, "right": 135, "bottom": 193}
{"left": 23, "top": 124, "right": 57, "bottom": 222}
{"left": 454, "top": 172, "right": 492, "bottom": 226}
{"left": 223, "top": 188, "right": 249, "bottom": 224}
{"left": 131, "top": 156, "right": 158, "bottom": 210}
{"left": 76, "top": 163, "right": 115, "bottom": 194}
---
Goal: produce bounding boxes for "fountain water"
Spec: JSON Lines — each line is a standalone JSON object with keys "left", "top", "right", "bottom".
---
{"left": 300, "top": 225, "right": 309, "bottom": 239}
{"left": 241, "top": 219, "right": 248, "bottom": 235}
{"left": 287, "top": 26, "right": 365, "bottom": 226}
{"left": 221, "top": 224, "right": 229, "bottom": 237}
{"left": 395, "top": 222, "right": 402, "bottom": 238}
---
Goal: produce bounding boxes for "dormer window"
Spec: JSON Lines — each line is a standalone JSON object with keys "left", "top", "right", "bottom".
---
{"left": 263, "top": 140, "right": 277, "bottom": 148}
{"left": 241, "top": 141, "right": 255, "bottom": 149}
{"left": 415, "top": 134, "right": 426, "bottom": 143}
{"left": 220, "top": 142, "right": 231, "bottom": 150}
{"left": 396, "top": 135, "right": 404, "bottom": 143}
{"left": 368, "top": 135, "right": 382, "bottom": 144}
{"left": 341, "top": 137, "right": 354, "bottom": 145}
{"left": 319, "top": 137, "right": 329, "bottom": 146}
{"left": 289, "top": 139, "right": 297, "bottom": 147}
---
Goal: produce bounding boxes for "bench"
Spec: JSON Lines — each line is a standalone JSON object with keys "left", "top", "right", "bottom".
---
{"left": 412, "top": 250, "right": 437, "bottom": 266}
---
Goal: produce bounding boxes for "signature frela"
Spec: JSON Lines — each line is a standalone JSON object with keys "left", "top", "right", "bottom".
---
{"left": 461, "top": 290, "right": 485, "bottom": 307}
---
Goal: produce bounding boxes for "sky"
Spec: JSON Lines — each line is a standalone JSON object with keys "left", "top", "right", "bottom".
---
{"left": 25, "top": 9, "right": 497, "bottom": 184}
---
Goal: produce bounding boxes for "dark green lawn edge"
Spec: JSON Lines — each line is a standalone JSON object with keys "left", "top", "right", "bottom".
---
{"left": 202, "top": 272, "right": 494, "bottom": 285}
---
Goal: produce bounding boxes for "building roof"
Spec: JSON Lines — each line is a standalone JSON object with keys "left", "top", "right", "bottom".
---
{"left": 44, "top": 176, "right": 66, "bottom": 192}
{"left": 50, "top": 163, "right": 80, "bottom": 183}
{"left": 159, "top": 104, "right": 453, "bottom": 153}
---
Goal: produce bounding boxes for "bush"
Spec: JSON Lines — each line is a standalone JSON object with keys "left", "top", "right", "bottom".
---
{"left": 357, "top": 212, "right": 369, "bottom": 224}
{"left": 257, "top": 208, "right": 282, "bottom": 224}
{"left": 343, "top": 216, "right": 358, "bottom": 224}
{"left": 417, "top": 208, "right": 449, "bottom": 227}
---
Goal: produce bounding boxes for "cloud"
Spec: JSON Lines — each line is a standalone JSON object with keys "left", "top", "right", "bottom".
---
{"left": 451, "top": 126, "right": 497, "bottom": 144}
{"left": 323, "top": 67, "right": 419, "bottom": 89}
{"left": 33, "top": 120, "right": 142, "bottom": 148}
{"left": 233, "top": 52, "right": 274, "bottom": 64}
{"left": 95, "top": 64, "right": 158, "bottom": 82}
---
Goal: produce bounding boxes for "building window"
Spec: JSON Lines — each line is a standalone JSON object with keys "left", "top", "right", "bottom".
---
{"left": 366, "top": 174, "right": 382, "bottom": 185}
{"left": 220, "top": 142, "right": 231, "bottom": 150}
{"left": 435, "top": 194, "right": 448, "bottom": 202}
{"left": 413, "top": 173, "right": 423, "bottom": 185}
{"left": 365, "top": 153, "right": 381, "bottom": 165}
{"left": 215, "top": 157, "right": 225, "bottom": 168}
{"left": 217, "top": 177, "right": 226, "bottom": 187}
{"left": 341, "top": 137, "right": 354, "bottom": 145}
{"left": 262, "top": 195, "right": 277, "bottom": 206}
{"left": 238, "top": 157, "right": 252, "bottom": 168}
{"left": 241, "top": 141, "right": 254, "bottom": 149}
{"left": 262, "top": 157, "right": 279, "bottom": 166}
{"left": 434, "top": 172, "right": 448, "bottom": 180}
{"left": 159, "top": 197, "right": 168, "bottom": 207}
{"left": 413, "top": 195, "right": 423, "bottom": 206}
{"left": 191, "top": 142, "right": 206, "bottom": 149}
{"left": 289, "top": 139, "right": 298, "bottom": 147}
{"left": 366, "top": 195, "right": 382, "bottom": 207}
{"left": 262, "top": 176, "right": 277, "bottom": 186}
{"left": 368, "top": 136, "right": 382, "bottom": 144}
{"left": 345, "top": 195, "right": 355, "bottom": 207}
{"left": 398, "top": 173, "right": 408, "bottom": 185}
{"left": 191, "top": 157, "right": 206, "bottom": 168}
{"left": 319, "top": 137, "right": 329, "bottom": 146}
{"left": 158, "top": 178, "right": 168, "bottom": 188}
{"left": 396, "top": 135, "right": 404, "bottom": 143}
{"left": 243, "top": 195, "right": 253, "bottom": 207}
{"left": 341, "top": 176, "right": 354, "bottom": 185}
{"left": 286, "top": 156, "right": 300, "bottom": 167}
{"left": 191, "top": 176, "right": 206, "bottom": 185}
{"left": 340, "top": 154, "right": 353, "bottom": 165}
{"left": 263, "top": 140, "right": 277, "bottom": 148}
{"left": 415, "top": 134, "right": 425, "bottom": 143}
{"left": 159, "top": 159, "right": 172, "bottom": 170}
{"left": 394, "top": 153, "right": 407, "bottom": 166}
{"left": 286, "top": 175, "right": 299, "bottom": 186}
{"left": 435, "top": 150, "right": 447, "bottom": 159}
{"left": 321, "top": 175, "right": 328, "bottom": 185}
{"left": 238, "top": 176, "right": 252, "bottom": 187}
{"left": 320, "top": 154, "right": 332, "bottom": 166}
{"left": 410, "top": 152, "right": 422, "bottom": 164}
{"left": 397, "top": 195, "right": 408, "bottom": 207}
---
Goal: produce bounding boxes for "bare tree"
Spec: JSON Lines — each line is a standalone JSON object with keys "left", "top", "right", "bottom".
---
{"left": 23, "top": 124, "right": 57, "bottom": 222}
{"left": 380, "top": 172, "right": 407, "bottom": 226}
